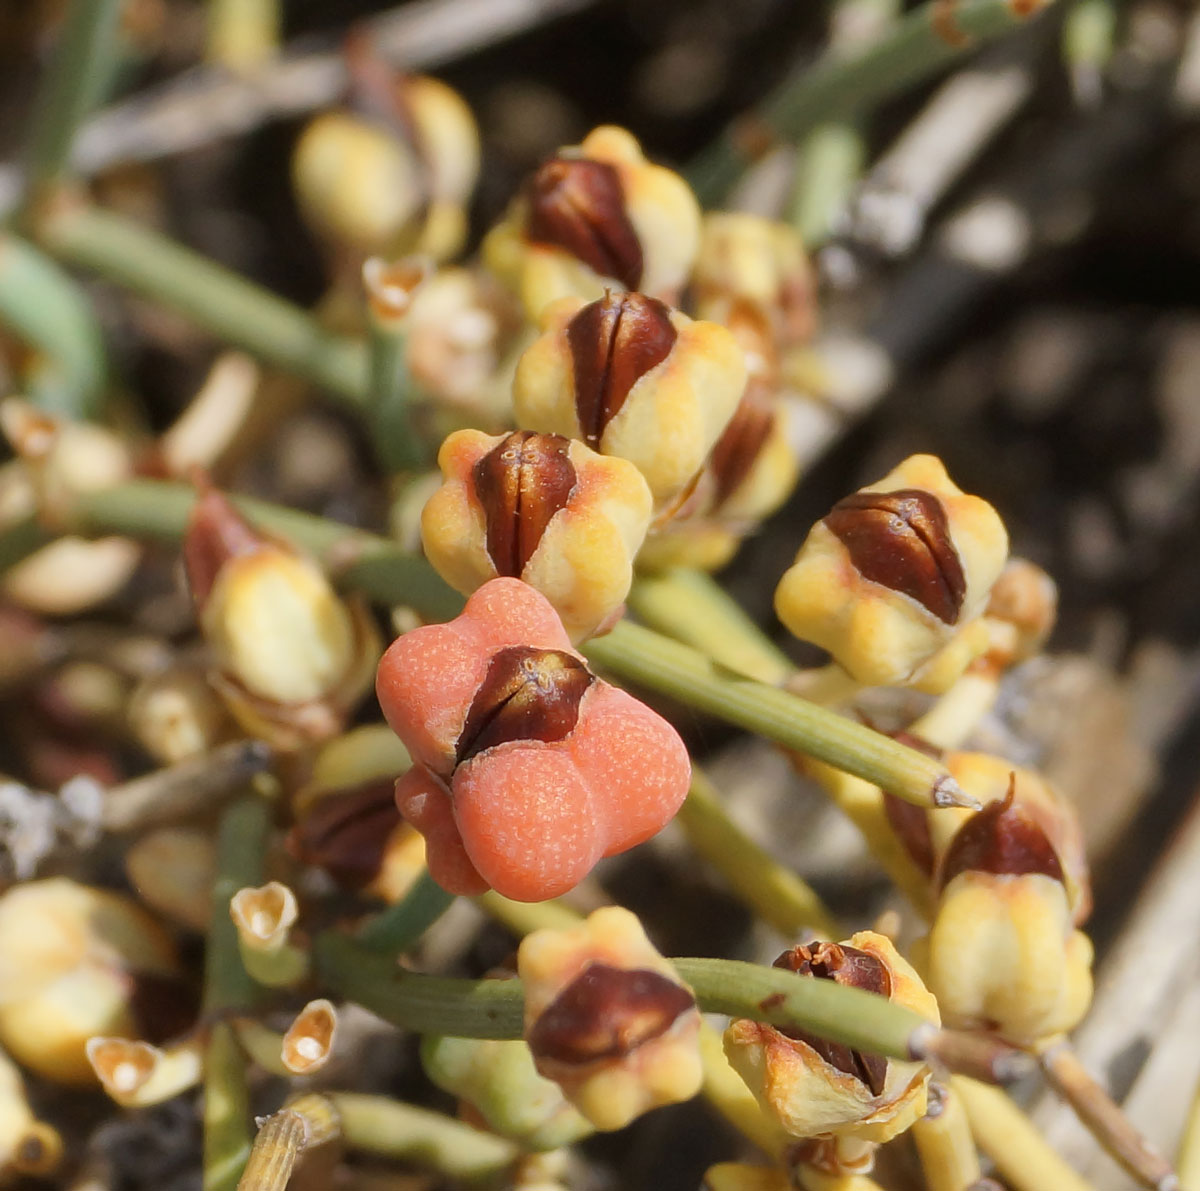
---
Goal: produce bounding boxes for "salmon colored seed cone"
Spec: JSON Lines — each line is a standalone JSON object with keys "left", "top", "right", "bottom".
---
{"left": 568, "top": 683, "right": 691, "bottom": 855}
{"left": 453, "top": 746, "right": 603, "bottom": 902}
{"left": 379, "top": 578, "right": 691, "bottom": 902}
{"left": 394, "top": 766, "right": 489, "bottom": 896}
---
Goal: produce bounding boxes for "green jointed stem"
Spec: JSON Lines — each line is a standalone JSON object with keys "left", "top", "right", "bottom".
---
{"left": 330, "top": 1094, "right": 519, "bottom": 1176}
{"left": 355, "top": 869, "right": 456, "bottom": 952}
{"left": 63, "top": 478, "right": 960, "bottom": 805}
{"left": 628, "top": 568, "right": 795, "bottom": 684}
{"left": 314, "top": 932, "right": 526, "bottom": 1037}
{"left": 206, "top": 795, "right": 270, "bottom": 1014}
{"left": 0, "top": 515, "right": 53, "bottom": 575}
{"left": 367, "top": 321, "right": 429, "bottom": 473}
{"left": 585, "top": 619, "right": 960, "bottom": 808}
{"left": 203, "top": 1023, "right": 253, "bottom": 1191}
{"left": 679, "top": 769, "right": 838, "bottom": 939}
{"left": 23, "top": 0, "right": 125, "bottom": 202}
{"left": 36, "top": 204, "right": 368, "bottom": 402}
{"left": 0, "top": 234, "right": 107, "bottom": 417}
{"left": 69, "top": 479, "right": 463, "bottom": 619}
{"left": 686, "top": 0, "right": 1056, "bottom": 203}
{"left": 203, "top": 796, "right": 271, "bottom": 1191}
{"left": 314, "top": 934, "right": 929, "bottom": 1061}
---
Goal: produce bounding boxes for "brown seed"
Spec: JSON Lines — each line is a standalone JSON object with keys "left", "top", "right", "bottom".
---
{"left": 566, "top": 291, "right": 677, "bottom": 448}
{"left": 286, "top": 778, "right": 402, "bottom": 891}
{"left": 939, "top": 782, "right": 1064, "bottom": 889}
{"left": 528, "top": 962, "right": 695, "bottom": 1065}
{"left": 455, "top": 646, "right": 594, "bottom": 765}
{"left": 708, "top": 387, "right": 775, "bottom": 508}
{"left": 182, "top": 483, "right": 264, "bottom": 608}
{"left": 772, "top": 942, "right": 891, "bottom": 1096}
{"left": 526, "top": 157, "right": 643, "bottom": 289}
{"left": 824, "top": 488, "right": 966, "bottom": 624}
{"left": 472, "top": 431, "right": 578, "bottom": 576}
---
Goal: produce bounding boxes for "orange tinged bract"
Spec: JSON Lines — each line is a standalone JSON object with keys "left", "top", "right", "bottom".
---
{"left": 376, "top": 579, "right": 691, "bottom": 901}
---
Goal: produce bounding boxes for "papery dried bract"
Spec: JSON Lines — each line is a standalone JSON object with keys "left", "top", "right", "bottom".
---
{"left": 184, "top": 485, "right": 380, "bottom": 747}
{"left": 723, "top": 931, "right": 937, "bottom": 1165}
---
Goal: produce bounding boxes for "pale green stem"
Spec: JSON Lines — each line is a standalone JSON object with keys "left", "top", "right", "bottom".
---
{"left": 0, "top": 515, "right": 53, "bottom": 575}
{"left": 788, "top": 0, "right": 901, "bottom": 246}
{"left": 584, "top": 621, "right": 970, "bottom": 810}
{"left": 628, "top": 567, "right": 795, "bottom": 684}
{"left": 687, "top": 0, "right": 1057, "bottom": 202}
{"left": 0, "top": 233, "right": 107, "bottom": 417}
{"left": 237, "top": 940, "right": 309, "bottom": 989}
{"left": 367, "top": 321, "right": 428, "bottom": 473}
{"left": 313, "top": 931, "right": 1020, "bottom": 1079}
{"left": 678, "top": 768, "right": 839, "bottom": 939}
{"left": 790, "top": 121, "right": 865, "bottom": 246}
{"left": 330, "top": 1093, "right": 519, "bottom": 1178}
{"left": 23, "top": 0, "right": 125, "bottom": 203}
{"left": 355, "top": 869, "right": 456, "bottom": 953}
{"left": 62, "top": 478, "right": 966, "bottom": 808}
{"left": 203, "top": 796, "right": 270, "bottom": 1191}
{"left": 67, "top": 479, "right": 463, "bottom": 619}
{"left": 204, "top": 1023, "right": 252, "bottom": 1191}
{"left": 35, "top": 203, "right": 368, "bottom": 403}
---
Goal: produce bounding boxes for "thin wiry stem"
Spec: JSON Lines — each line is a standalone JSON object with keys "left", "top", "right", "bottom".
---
{"left": 686, "top": 0, "right": 1058, "bottom": 203}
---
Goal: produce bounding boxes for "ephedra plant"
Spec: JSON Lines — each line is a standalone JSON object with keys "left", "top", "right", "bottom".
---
{"left": 0, "top": 2, "right": 1191, "bottom": 1191}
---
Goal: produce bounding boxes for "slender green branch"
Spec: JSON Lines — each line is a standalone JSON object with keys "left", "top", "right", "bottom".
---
{"left": 367, "top": 324, "right": 427, "bottom": 472}
{"left": 205, "top": 796, "right": 271, "bottom": 1014}
{"left": 204, "top": 1023, "right": 253, "bottom": 1191}
{"left": 67, "top": 479, "right": 463, "bottom": 619}
{"left": 678, "top": 768, "right": 838, "bottom": 939}
{"left": 362, "top": 259, "right": 434, "bottom": 473}
{"left": 313, "top": 933, "right": 525, "bottom": 1037}
{"left": 584, "top": 621, "right": 969, "bottom": 809}
{"left": 34, "top": 203, "right": 367, "bottom": 403}
{"left": 62, "top": 478, "right": 965, "bottom": 807}
{"left": 0, "top": 233, "right": 107, "bottom": 417}
{"left": 355, "top": 869, "right": 456, "bottom": 953}
{"left": 790, "top": 121, "right": 865, "bottom": 246}
{"left": 687, "top": 0, "right": 1057, "bottom": 202}
{"left": 203, "top": 796, "right": 271, "bottom": 1191}
{"left": 315, "top": 932, "right": 1019, "bottom": 1080}
{"left": 628, "top": 568, "right": 795, "bottom": 685}
{"left": 0, "top": 515, "right": 53, "bottom": 575}
{"left": 330, "top": 1093, "right": 519, "bottom": 1177}
{"left": 23, "top": 0, "right": 125, "bottom": 203}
